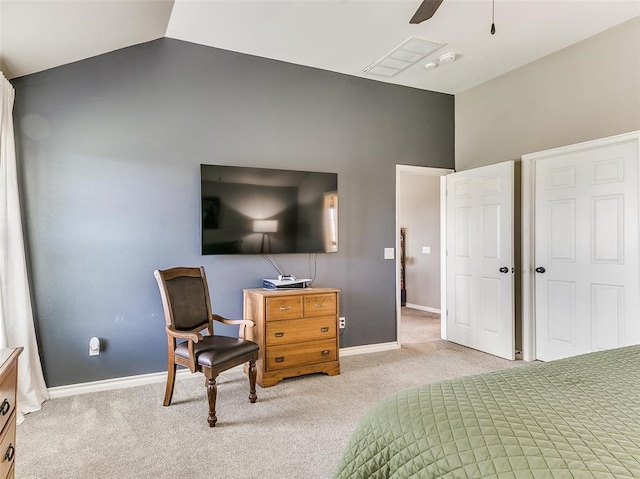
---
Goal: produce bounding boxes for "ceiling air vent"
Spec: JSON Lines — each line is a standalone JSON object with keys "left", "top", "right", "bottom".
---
{"left": 363, "top": 37, "right": 445, "bottom": 78}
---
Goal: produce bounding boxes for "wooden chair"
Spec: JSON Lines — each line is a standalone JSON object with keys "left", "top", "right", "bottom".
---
{"left": 154, "top": 266, "right": 259, "bottom": 427}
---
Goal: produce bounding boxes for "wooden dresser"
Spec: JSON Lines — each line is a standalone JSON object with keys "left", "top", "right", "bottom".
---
{"left": 243, "top": 288, "right": 340, "bottom": 387}
{"left": 0, "top": 348, "right": 22, "bottom": 479}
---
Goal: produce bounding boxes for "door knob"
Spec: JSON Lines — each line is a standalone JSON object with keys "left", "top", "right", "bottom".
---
{"left": 499, "top": 267, "right": 509, "bottom": 273}
{"left": 535, "top": 267, "right": 546, "bottom": 273}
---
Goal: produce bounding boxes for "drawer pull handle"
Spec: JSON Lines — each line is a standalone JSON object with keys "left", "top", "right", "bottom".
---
{"left": 279, "top": 306, "right": 291, "bottom": 311}
{"left": 275, "top": 357, "right": 285, "bottom": 363}
{"left": 320, "top": 327, "right": 330, "bottom": 332}
{"left": 0, "top": 399, "right": 9, "bottom": 416}
{"left": 274, "top": 332, "right": 285, "bottom": 338}
{"left": 321, "top": 350, "right": 330, "bottom": 356}
{"left": 4, "top": 444, "right": 14, "bottom": 462}
{"left": 314, "top": 303, "right": 326, "bottom": 308}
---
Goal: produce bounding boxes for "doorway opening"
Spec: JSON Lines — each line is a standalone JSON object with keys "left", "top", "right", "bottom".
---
{"left": 395, "top": 165, "right": 452, "bottom": 347}
{"left": 400, "top": 307, "right": 442, "bottom": 345}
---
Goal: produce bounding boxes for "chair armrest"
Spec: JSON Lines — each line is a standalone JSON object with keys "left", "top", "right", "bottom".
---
{"left": 166, "top": 326, "right": 204, "bottom": 372}
{"left": 213, "top": 315, "right": 255, "bottom": 328}
{"left": 166, "top": 326, "right": 203, "bottom": 343}
{"left": 212, "top": 315, "right": 255, "bottom": 339}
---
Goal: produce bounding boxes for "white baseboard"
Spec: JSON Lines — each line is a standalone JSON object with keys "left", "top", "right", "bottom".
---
{"left": 48, "top": 368, "right": 195, "bottom": 399}
{"left": 339, "top": 341, "right": 400, "bottom": 356}
{"left": 48, "top": 342, "right": 399, "bottom": 398}
{"left": 404, "top": 303, "right": 441, "bottom": 314}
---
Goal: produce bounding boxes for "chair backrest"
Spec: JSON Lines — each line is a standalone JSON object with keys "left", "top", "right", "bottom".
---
{"left": 154, "top": 267, "right": 213, "bottom": 333}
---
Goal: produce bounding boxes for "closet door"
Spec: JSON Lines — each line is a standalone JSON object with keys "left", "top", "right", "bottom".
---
{"left": 533, "top": 136, "right": 640, "bottom": 361}
{"left": 446, "top": 161, "right": 515, "bottom": 360}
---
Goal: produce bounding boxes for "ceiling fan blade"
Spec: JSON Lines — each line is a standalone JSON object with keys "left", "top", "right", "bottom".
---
{"left": 410, "top": 0, "right": 444, "bottom": 24}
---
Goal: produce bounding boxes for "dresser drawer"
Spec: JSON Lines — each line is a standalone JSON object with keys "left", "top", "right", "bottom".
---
{"left": 0, "top": 412, "right": 15, "bottom": 479}
{"left": 266, "top": 317, "right": 337, "bottom": 346}
{"left": 303, "top": 293, "right": 337, "bottom": 317}
{"left": 267, "top": 339, "right": 337, "bottom": 371}
{"left": 0, "top": 364, "right": 16, "bottom": 436}
{"left": 266, "top": 296, "right": 303, "bottom": 320}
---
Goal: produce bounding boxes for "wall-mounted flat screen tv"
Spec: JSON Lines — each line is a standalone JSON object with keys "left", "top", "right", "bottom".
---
{"left": 201, "top": 164, "right": 338, "bottom": 255}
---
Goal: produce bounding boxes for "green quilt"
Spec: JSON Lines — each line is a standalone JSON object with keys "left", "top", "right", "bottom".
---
{"left": 334, "top": 346, "right": 640, "bottom": 479}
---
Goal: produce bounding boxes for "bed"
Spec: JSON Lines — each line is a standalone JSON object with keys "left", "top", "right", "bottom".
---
{"left": 334, "top": 346, "right": 640, "bottom": 479}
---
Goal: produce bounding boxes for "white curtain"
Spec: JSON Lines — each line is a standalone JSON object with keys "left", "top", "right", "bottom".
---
{"left": 0, "top": 72, "right": 49, "bottom": 423}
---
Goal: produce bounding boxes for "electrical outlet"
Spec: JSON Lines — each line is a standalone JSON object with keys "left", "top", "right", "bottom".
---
{"left": 339, "top": 317, "right": 346, "bottom": 329}
{"left": 89, "top": 337, "right": 100, "bottom": 356}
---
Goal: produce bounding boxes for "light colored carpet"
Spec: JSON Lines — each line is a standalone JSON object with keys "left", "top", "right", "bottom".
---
{"left": 17, "top": 309, "right": 524, "bottom": 479}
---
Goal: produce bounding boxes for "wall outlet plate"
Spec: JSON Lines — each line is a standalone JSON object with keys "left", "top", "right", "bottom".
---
{"left": 384, "top": 248, "right": 395, "bottom": 260}
{"left": 89, "top": 337, "right": 100, "bottom": 356}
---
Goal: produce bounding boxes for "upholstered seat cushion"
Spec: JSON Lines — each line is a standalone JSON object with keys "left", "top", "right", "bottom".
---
{"left": 175, "top": 336, "right": 259, "bottom": 367}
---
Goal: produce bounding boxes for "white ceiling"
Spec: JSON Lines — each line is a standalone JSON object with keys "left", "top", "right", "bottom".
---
{"left": 2, "top": 0, "right": 639, "bottom": 94}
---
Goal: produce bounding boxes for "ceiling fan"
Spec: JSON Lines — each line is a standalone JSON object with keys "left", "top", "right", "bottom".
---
{"left": 410, "top": 0, "right": 497, "bottom": 34}
{"left": 409, "top": 0, "right": 444, "bottom": 24}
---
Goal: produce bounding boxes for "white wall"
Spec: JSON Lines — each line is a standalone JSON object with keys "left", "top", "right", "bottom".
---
{"left": 456, "top": 17, "right": 640, "bottom": 171}
{"left": 399, "top": 172, "right": 441, "bottom": 310}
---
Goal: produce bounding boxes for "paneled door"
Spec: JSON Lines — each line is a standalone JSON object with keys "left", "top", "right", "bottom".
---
{"left": 446, "top": 161, "right": 515, "bottom": 360}
{"left": 534, "top": 138, "right": 640, "bottom": 361}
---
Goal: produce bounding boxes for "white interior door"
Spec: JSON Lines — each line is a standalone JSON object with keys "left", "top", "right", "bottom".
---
{"left": 534, "top": 138, "right": 640, "bottom": 361}
{"left": 446, "top": 161, "right": 515, "bottom": 360}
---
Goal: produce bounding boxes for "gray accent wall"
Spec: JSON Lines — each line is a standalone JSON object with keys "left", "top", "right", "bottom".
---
{"left": 12, "top": 38, "right": 454, "bottom": 387}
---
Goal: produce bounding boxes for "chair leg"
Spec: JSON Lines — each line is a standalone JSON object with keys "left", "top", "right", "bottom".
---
{"left": 164, "top": 361, "right": 177, "bottom": 406}
{"left": 248, "top": 359, "right": 257, "bottom": 404}
{"left": 207, "top": 376, "right": 218, "bottom": 427}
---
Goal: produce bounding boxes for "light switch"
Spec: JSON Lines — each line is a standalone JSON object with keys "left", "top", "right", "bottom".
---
{"left": 384, "top": 248, "right": 395, "bottom": 260}
{"left": 422, "top": 246, "right": 431, "bottom": 254}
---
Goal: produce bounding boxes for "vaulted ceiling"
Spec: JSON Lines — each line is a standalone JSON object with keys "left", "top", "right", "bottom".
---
{"left": 2, "top": 1, "right": 639, "bottom": 94}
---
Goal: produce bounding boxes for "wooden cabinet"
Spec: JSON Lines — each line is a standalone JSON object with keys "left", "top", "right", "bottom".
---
{"left": 0, "top": 348, "right": 22, "bottom": 479}
{"left": 243, "top": 288, "right": 340, "bottom": 387}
